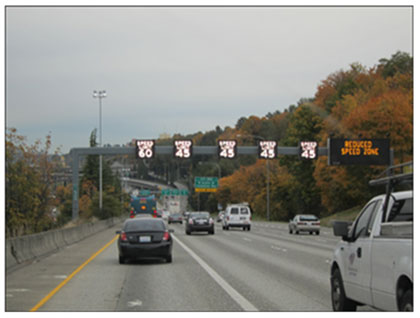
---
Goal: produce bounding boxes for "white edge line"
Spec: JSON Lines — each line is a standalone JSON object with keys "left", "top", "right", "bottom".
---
{"left": 172, "top": 234, "right": 258, "bottom": 312}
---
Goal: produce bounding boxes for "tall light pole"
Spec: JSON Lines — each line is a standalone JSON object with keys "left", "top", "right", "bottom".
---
{"left": 236, "top": 133, "right": 270, "bottom": 221}
{"left": 93, "top": 90, "right": 106, "bottom": 211}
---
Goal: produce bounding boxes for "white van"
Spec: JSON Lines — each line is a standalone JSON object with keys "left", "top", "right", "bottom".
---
{"left": 222, "top": 204, "right": 251, "bottom": 231}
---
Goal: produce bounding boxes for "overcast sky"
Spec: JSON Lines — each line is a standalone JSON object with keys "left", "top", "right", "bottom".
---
{"left": 5, "top": 6, "right": 413, "bottom": 153}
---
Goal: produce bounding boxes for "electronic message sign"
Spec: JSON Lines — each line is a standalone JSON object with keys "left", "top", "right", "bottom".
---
{"left": 258, "top": 141, "right": 277, "bottom": 159}
{"left": 218, "top": 140, "right": 237, "bottom": 159}
{"left": 136, "top": 140, "right": 155, "bottom": 159}
{"left": 329, "top": 138, "right": 390, "bottom": 165}
{"left": 174, "top": 140, "right": 192, "bottom": 159}
{"left": 300, "top": 141, "right": 318, "bottom": 160}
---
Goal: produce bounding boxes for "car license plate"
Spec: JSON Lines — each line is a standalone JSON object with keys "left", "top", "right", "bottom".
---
{"left": 139, "top": 236, "right": 151, "bottom": 243}
{"left": 240, "top": 217, "right": 246, "bottom": 220}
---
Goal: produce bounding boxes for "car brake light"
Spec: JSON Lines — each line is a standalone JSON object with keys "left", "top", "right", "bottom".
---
{"left": 227, "top": 216, "right": 230, "bottom": 221}
{"left": 210, "top": 218, "right": 214, "bottom": 224}
{"left": 189, "top": 218, "right": 193, "bottom": 224}
{"left": 121, "top": 232, "right": 127, "bottom": 241}
{"left": 162, "top": 231, "right": 170, "bottom": 241}
{"left": 130, "top": 214, "right": 135, "bottom": 218}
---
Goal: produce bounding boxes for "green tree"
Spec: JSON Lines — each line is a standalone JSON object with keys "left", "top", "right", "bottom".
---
{"left": 80, "top": 129, "right": 125, "bottom": 219}
{"left": 279, "top": 105, "right": 323, "bottom": 216}
{"left": 379, "top": 51, "right": 413, "bottom": 78}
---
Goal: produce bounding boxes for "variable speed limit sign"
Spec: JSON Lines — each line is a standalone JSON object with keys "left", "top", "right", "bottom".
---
{"left": 136, "top": 140, "right": 155, "bottom": 159}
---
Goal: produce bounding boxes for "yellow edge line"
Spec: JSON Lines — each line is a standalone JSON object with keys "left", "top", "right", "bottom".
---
{"left": 30, "top": 234, "right": 119, "bottom": 312}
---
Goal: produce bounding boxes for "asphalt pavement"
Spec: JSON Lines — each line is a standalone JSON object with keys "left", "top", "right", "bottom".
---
{"left": 5, "top": 219, "right": 375, "bottom": 312}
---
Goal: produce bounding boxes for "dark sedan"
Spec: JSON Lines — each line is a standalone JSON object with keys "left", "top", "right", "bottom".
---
{"left": 168, "top": 213, "right": 183, "bottom": 224}
{"left": 185, "top": 212, "right": 214, "bottom": 235}
{"left": 116, "top": 218, "right": 174, "bottom": 264}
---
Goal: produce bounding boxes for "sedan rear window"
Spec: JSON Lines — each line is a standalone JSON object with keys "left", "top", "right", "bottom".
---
{"left": 299, "top": 216, "right": 319, "bottom": 222}
{"left": 191, "top": 212, "right": 209, "bottom": 218}
{"left": 124, "top": 219, "right": 165, "bottom": 232}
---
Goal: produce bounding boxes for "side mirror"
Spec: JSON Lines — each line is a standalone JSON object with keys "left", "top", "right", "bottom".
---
{"left": 168, "top": 229, "right": 175, "bottom": 233}
{"left": 332, "top": 221, "right": 352, "bottom": 241}
{"left": 115, "top": 230, "right": 121, "bottom": 234}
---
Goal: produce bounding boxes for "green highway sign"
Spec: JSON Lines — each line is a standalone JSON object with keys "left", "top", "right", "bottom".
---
{"left": 194, "top": 177, "right": 219, "bottom": 191}
{"left": 161, "top": 189, "right": 189, "bottom": 196}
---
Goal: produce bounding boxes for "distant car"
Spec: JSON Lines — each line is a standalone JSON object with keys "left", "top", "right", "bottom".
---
{"left": 183, "top": 211, "right": 192, "bottom": 220}
{"left": 168, "top": 213, "right": 183, "bottom": 224}
{"left": 185, "top": 212, "right": 214, "bottom": 235}
{"left": 289, "top": 214, "right": 320, "bottom": 235}
{"left": 116, "top": 218, "right": 174, "bottom": 264}
{"left": 217, "top": 211, "right": 225, "bottom": 222}
{"left": 222, "top": 204, "right": 252, "bottom": 231}
{"left": 162, "top": 210, "right": 170, "bottom": 220}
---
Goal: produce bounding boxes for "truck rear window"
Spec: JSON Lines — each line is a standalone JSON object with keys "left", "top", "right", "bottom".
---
{"left": 388, "top": 198, "right": 413, "bottom": 222}
{"left": 240, "top": 208, "right": 249, "bottom": 214}
{"left": 230, "top": 208, "right": 239, "bottom": 214}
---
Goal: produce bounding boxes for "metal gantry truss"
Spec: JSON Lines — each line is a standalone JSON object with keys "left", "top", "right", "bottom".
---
{"left": 70, "top": 146, "right": 329, "bottom": 220}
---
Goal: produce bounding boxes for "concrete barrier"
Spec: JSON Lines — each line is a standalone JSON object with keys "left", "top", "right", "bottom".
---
{"left": 6, "top": 216, "right": 126, "bottom": 272}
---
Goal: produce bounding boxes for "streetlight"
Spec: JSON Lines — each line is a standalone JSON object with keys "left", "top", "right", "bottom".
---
{"left": 93, "top": 90, "right": 106, "bottom": 211}
{"left": 236, "top": 133, "right": 271, "bottom": 222}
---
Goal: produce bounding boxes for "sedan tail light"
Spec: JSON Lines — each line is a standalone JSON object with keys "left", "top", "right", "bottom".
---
{"left": 209, "top": 218, "right": 214, "bottom": 224}
{"left": 162, "top": 231, "right": 170, "bottom": 241}
{"left": 188, "top": 218, "right": 193, "bottom": 225}
{"left": 120, "top": 231, "right": 128, "bottom": 242}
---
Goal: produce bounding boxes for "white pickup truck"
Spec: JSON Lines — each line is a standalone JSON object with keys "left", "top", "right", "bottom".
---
{"left": 330, "top": 164, "right": 413, "bottom": 311}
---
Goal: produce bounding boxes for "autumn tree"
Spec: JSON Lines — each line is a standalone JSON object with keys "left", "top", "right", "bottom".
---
{"left": 6, "top": 128, "right": 59, "bottom": 237}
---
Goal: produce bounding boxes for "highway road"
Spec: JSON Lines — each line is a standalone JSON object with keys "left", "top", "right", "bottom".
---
{"left": 5, "top": 219, "right": 376, "bottom": 312}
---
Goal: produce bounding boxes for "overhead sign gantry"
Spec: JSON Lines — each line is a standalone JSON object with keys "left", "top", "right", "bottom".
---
{"left": 70, "top": 138, "right": 391, "bottom": 220}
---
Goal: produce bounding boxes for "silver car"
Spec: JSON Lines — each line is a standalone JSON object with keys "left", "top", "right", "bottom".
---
{"left": 289, "top": 214, "right": 320, "bottom": 235}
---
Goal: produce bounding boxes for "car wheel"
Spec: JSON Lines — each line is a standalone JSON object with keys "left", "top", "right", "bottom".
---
{"left": 166, "top": 254, "right": 172, "bottom": 263}
{"left": 248, "top": 226, "right": 251, "bottom": 231}
{"left": 226, "top": 226, "right": 230, "bottom": 231}
{"left": 296, "top": 230, "right": 299, "bottom": 234}
{"left": 400, "top": 289, "right": 413, "bottom": 311}
{"left": 242, "top": 227, "right": 246, "bottom": 231}
{"left": 331, "top": 268, "right": 357, "bottom": 311}
{"left": 209, "top": 230, "right": 214, "bottom": 235}
{"left": 289, "top": 229, "right": 292, "bottom": 234}
{"left": 310, "top": 231, "right": 313, "bottom": 235}
{"left": 316, "top": 231, "right": 320, "bottom": 235}
{"left": 119, "top": 256, "right": 126, "bottom": 264}
{"left": 186, "top": 230, "right": 191, "bottom": 235}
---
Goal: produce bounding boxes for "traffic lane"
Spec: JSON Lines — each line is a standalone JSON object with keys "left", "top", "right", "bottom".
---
{"left": 171, "top": 223, "right": 330, "bottom": 311}
{"left": 38, "top": 227, "right": 243, "bottom": 311}
{"left": 250, "top": 221, "right": 339, "bottom": 245}
{"left": 213, "top": 224, "right": 335, "bottom": 274}
{"left": 174, "top": 222, "right": 375, "bottom": 312}
{"left": 215, "top": 222, "right": 339, "bottom": 257}
{"left": 6, "top": 222, "right": 125, "bottom": 312}
{"left": 115, "top": 236, "right": 243, "bottom": 311}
